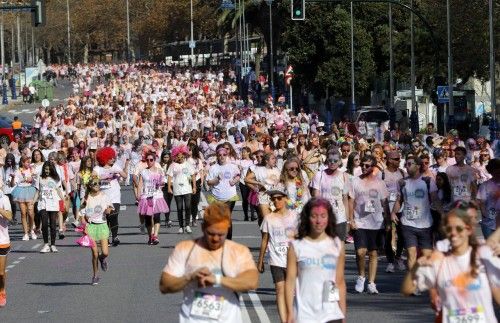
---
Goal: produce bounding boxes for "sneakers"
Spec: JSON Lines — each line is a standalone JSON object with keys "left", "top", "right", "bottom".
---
{"left": 166, "top": 220, "right": 173, "bottom": 228}
{"left": 30, "top": 231, "right": 37, "bottom": 240}
{"left": 177, "top": 227, "right": 184, "bottom": 234}
{"left": 191, "top": 220, "right": 198, "bottom": 227}
{"left": 355, "top": 276, "right": 366, "bottom": 293}
{"left": 0, "top": 291, "right": 6, "bottom": 307}
{"left": 396, "top": 259, "right": 406, "bottom": 271}
{"left": 385, "top": 263, "right": 395, "bottom": 273}
{"left": 151, "top": 235, "right": 159, "bottom": 245}
{"left": 112, "top": 238, "right": 120, "bottom": 247}
{"left": 22, "top": 234, "right": 29, "bottom": 241}
{"left": 91, "top": 276, "right": 100, "bottom": 286}
{"left": 58, "top": 231, "right": 65, "bottom": 240}
{"left": 367, "top": 282, "right": 379, "bottom": 294}
{"left": 139, "top": 224, "right": 146, "bottom": 234}
{"left": 412, "top": 286, "right": 421, "bottom": 296}
{"left": 40, "top": 244, "right": 51, "bottom": 253}
{"left": 50, "top": 245, "right": 58, "bottom": 253}
{"left": 147, "top": 236, "right": 153, "bottom": 245}
{"left": 99, "top": 255, "right": 108, "bottom": 272}
{"left": 185, "top": 226, "right": 192, "bottom": 234}
{"left": 345, "top": 235, "right": 354, "bottom": 244}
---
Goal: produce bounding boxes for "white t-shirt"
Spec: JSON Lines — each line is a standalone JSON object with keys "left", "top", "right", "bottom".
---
{"left": 81, "top": 192, "right": 113, "bottom": 224}
{"left": 260, "top": 211, "right": 298, "bottom": 268}
{"left": 206, "top": 163, "right": 240, "bottom": 201}
{"left": 416, "top": 246, "right": 500, "bottom": 323}
{"left": 398, "top": 176, "right": 437, "bottom": 229}
{"left": 382, "top": 168, "right": 405, "bottom": 211}
{"left": 477, "top": 179, "right": 499, "bottom": 230}
{"left": 94, "top": 165, "right": 123, "bottom": 204}
{"left": 291, "top": 237, "right": 345, "bottom": 323}
{"left": 0, "top": 192, "right": 12, "bottom": 247}
{"left": 167, "top": 162, "right": 195, "bottom": 196}
{"left": 253, "top": 166, "right": 281, "bottom": 190}
{"left": 310, "top": 170, "right": 349, "bottom": 224}
{"left": 139, "top": 168, "right": 165, "bottom": 199}
{"left": 37, "top": 178, "right": 62, "bottom": 212}
{"left": 446, "top": 165, "right": 477, "bottom": 203}
{"left": 163, "top": 239, "right": 257, "bottom": 323}
{"left": 349, "top": 176, "right": 389, "bottom": 230}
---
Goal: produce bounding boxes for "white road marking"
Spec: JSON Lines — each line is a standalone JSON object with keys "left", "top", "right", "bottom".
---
{"left": 247, "top": 291, "right": 271, "bottom": 323}
{"left": 31, "top": 243, "right": 41, "bottom": 250}
{"left": 18, "top": 256, "right": 26, "bottom": 260}
{"left": 6, "top": 265, "right": 14, "bottom": 269}
{"left": 240, "top": 295, "right": 252, "bottom": 323}
{"left": 12, "top": 261, "right": 20, "bottom": 264}
{"left": 120, "top": 205, "right": 126, "bottom": 211}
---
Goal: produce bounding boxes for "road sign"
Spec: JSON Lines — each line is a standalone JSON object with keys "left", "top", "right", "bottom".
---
{"left": 437, "top": 85, "right": 450, "bottom": 104}
{"left": 220, "top": 0, "right": 235, "bottom": 9}
{"left": 189, "top": 41, "right": 196, "bottom": 49}
{"left": 41, "top": 98, "right": 49, "bottom": 107}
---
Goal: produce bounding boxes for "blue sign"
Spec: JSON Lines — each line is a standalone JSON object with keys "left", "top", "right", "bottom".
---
{"left": 437, "top": 86, "right": 450, "bottom": 104}
{"left": 221, "top": 0, "right": 235, "bottom": 9}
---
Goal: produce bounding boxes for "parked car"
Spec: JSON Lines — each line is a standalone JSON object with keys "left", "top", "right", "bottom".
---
{"left": 354, "top": 107, "right": 390, "bottom": 137}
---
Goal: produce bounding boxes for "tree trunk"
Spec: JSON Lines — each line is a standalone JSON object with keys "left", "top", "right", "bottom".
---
{"left": 46, "top": 46, "right": 51, "bottom": 64}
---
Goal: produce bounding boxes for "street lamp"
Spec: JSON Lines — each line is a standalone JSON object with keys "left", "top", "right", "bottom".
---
{"left": 489, "top": 0, "right": 497, "bottom": 141}
{"left": 66, "top": 0, "right": 71, "bottom": 64}
{"left": 190, "top": 0, "right": 194, "bottom": 66}
{"left": 350, "top": 1, "right": 355, "bottom": 120}
{"left": 266, "top": 0, "right": 274, "bottom": 99}
{"left": 126, "top": 0, "right": 130, "bottom": 62}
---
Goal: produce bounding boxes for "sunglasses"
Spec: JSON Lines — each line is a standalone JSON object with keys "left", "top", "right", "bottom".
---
{"left": 341, "top": 149, "right": 350, "bottom": 153}
{"left": 445, "top": 225, "right": 465, "bottom": 234}
{"left": 353, "top": 158, "right": 360, "bottom": 162}
{"left": 147, "top": 158, "right": 155, "bottom": 162}
{"left": 361, "top": 163, "right": 373, "bottom": 168}
{"left": 287, "top": 167, "right": 299, "bottom": 171}
{"left": 217, "top": 153, "right": 227, "bottom": 157}
{"left": 271, "top": 196, "right": 285, "bottom": 201}
{"left": 406, "top": 162, "right": 417, "bottom": 167}
{"left": 90, "top": 182, "right": 100, "bottom": 187}
{"left": 327, "top": 159, "right": 340, "bottom": 164}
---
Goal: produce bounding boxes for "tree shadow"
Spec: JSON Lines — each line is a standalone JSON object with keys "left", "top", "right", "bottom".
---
{"left": 27, "top": 281, "right": 90, "bottom": 287}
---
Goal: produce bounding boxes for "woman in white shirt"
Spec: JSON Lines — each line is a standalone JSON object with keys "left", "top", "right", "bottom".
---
{"left": 167, "top": 145, "right": 196, "bottom": 234}
{"left": 402, "top": 208, "right": 500, "bottom": 322}
{"left": 285, "top": 198, "right": 347, "bottom": 323}
{"left": 35, "top": 162, "right": 64, "bottom": 253}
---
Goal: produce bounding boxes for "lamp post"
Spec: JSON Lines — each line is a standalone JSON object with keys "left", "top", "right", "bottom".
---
{"left": 190, "top": 0, "right": 194, "bottom": 66}
{"left": 1, "top": 12, "right": 7, "bottom": 105}
{"left": 350, "top": 1, "right": 355, "bottom": 120}
{"left": 489, "top": 0, "right": 497, "bottom": 141}
{"left": 446, "top": 0, "right": 454, "bottom": 131}
{"left": 409, "top": 0, "right": 419, "bottom": 137}
{"left": 126, "top": 0, "right": 130, "bottom": 62}
{"left": 388, "top": 3, "right": 395, "bottom": 127}
{"left": 66, "top": 0, "right": 71, "bottom": 65}
{"left": 266, "top": 0, "right": 274, "bottom": 99}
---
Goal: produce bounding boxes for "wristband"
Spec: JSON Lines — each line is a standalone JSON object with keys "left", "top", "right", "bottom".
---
{"left": 214, "top": 273, "right": 222, "bottom": 287}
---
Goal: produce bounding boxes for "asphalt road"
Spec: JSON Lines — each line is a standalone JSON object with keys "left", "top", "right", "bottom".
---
{"left": 0, "top": 80, "right": 437, "bottom": 322}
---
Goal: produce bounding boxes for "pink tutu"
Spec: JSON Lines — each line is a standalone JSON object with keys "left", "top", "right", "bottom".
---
{"left": 76, "top": 234, "right": 95, "bottom": 248}
{"left": 138, "top": 197, "right": 169, "bottom": 216}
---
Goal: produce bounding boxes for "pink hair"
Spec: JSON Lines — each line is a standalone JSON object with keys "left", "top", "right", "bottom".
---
{"left": 171, "top": 145, "right": 189, "bottom": 159}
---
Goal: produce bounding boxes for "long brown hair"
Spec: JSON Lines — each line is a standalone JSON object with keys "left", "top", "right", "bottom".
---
{"left": 443, "top": 209, "right": 479, "bottom": 278}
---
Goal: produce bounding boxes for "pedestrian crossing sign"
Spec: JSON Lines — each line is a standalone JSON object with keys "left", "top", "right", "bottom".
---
{"left": 437, "top": 86, "right": 450, "bottom": 104}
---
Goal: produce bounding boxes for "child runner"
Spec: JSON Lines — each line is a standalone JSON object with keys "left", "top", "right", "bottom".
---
{"left": 81, "top": 175, "right": 115, "bottom": 285}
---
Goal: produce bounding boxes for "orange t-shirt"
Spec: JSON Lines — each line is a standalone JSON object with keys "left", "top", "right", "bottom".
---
{"left": 12, "top": 120, "right": 22, "bottom": 130}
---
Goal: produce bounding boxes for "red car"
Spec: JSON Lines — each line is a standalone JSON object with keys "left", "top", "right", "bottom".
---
{"left": 0, "top": 117, "right": 33, "bottom": 145}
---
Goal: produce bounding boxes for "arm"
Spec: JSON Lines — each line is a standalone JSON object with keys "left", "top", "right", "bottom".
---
{"left": 137, "top": 176, "right": 143, "bottom": 200}
{"left": 391, "top": 197, "right": 402, "bottom": 223}
{"left": 401, "top": 263, "right": 419, "bottom": 296}
{"left": 167, "top": 176, "right": 173, "bottom": 194}
{"left": 191, "top": 175, "right": 197, "bottom": 195}
{"left": 257, "top": 232, "right": 269, "bottom": 273}
{"left": 285, "top": 245, "right": 298, "bottom": 323}
{"left": 336, "top": 247, "right": 347, "bottom": 320}
{"left": 348, "top": 197, "right": 356, "bottom": 230}
{"left": 0, "top": 207, "right": 12, "bottom": 221}
{"left": 159, "top": 271, "right": 193, "bottom": 294}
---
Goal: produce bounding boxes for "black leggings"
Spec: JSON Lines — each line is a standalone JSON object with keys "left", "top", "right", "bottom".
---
{"left": 107, "top": 203, "right": 120, "bottom": 240}
{"left": 175, "top": 194, "right": 192, "bottom": 228}
{"left": 190, "top": 179, "right": 202, "bottom": 222}
{"left": 40, "top": 210, "right": 57, "bottom": 245}
{"left": 163, "top": 188, "right": 173, "bottom": 222}
{"left": 34, "top": 202, "right": 41, "bottom": 229}
{"left": 238, "top": 183, "right": 255, "bottom": 220}
{"left": 226, "top": 201, "right": 235, "bottom": 240}
{"left": 144, "top": 213, "right": 161, "bottom": 227}
{"left": 6, "top": 194, "right": 16, "bottom": 221}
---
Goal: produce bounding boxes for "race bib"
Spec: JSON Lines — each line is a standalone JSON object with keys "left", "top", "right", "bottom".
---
{"left": 364, "top": 200, "right": 376, "bottom": 213}
{"left": 448, "top": 306, "right": 485, "bottom": 323}
{"left": 100, "top": 180, "right": 111, "bottom": 190}
{"left": 145, "top": 186, "right": 155, "bottom": 197}
{"left": 389, "top": 192, "right": 398, "bottom": 202}
{"left": 322, "top": 281, "right": 340, "bottom": 303}
{"left": 453, "top": 185, "right": 469, "bottom": 198}
{"left": 190, "top": 292, "right": 224, "bottom": 320}
{"left": 42, "top": 189, "right": 53, "bottom": 200}
{"left": 276, "top": 241, "right": 289, "bottom": 258}
{"left": 405, "top": 205, "right": 419, "bottom": 220}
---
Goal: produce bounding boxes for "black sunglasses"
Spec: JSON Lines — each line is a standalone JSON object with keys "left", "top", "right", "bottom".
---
{"left": 445, "top": 225, "right": 465, "bottom": 234}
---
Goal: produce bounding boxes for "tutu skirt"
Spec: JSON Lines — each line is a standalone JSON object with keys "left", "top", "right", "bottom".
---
{"left": 12, "top": 186, "right": 37, "bottom": 202}
{"left": 86, "top": 223, "right": 109, "bottom": 241}
{"left": 137, "top": 197, "right": 169, "bottom": 216}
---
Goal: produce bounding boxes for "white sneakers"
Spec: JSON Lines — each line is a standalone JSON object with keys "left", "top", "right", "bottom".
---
{"left": 22, "top": 234, "right": 29, "bottom": 241}
{"left": 30, "top": 231, "right": 37, "bottom": 240}
{"left": 385, "top": 263, "right": 395, "bottom": 273}
{"left": 40, "top": 244, "right": 58, "bottom": 253}
{"left": 355, "top": 277, "right": 379, "bottom": 294}
{"left": 367, "top": 282, "right": 379, "bottom": 294}
{"left": 40, "top": 244, "right": 51, "bottom": 253}
{"left": 355, "top": 276, "right": 366, "bottom": 293}
{"left": 177, "top": 228, "right": 184, "bottom": 234}
{"left": 396, "top": 259, "right": 406, "bottom": 271}
{"left": 185, "top": 226, "right": 192, "bottom": 234}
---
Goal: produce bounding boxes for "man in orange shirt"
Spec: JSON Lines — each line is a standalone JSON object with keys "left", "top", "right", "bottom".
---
{"left": 11, "top": 117, "right": 21, "bottom": 138}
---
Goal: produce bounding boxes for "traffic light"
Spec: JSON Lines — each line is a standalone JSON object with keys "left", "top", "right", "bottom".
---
{"left": 31, "top": 0, "right": 46, "bottom": 27}
{"left": 291, "top": 0, "right": 305, "bottom": 20}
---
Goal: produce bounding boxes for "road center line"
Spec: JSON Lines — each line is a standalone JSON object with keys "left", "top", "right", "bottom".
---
{"left": 32, "top": 243, "right": 41, "bottom": 250}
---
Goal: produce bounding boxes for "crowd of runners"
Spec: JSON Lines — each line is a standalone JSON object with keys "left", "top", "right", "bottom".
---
{"left": 0, "top": 62, "right": 498, "bottom": 323}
